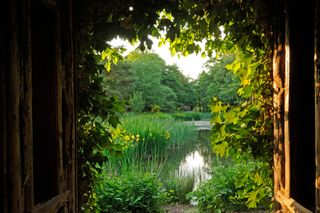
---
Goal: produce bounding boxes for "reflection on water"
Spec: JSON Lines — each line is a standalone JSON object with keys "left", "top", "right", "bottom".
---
{"left": 177, "top": 150, "right": 211, "bottom": 190}
{"left": 173, "top": 130, "right": 213, "bottom": 190}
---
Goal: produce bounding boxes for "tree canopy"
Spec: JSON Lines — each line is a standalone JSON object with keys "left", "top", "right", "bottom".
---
{"left": 103, "top": 52, "right": 197, "bottom": 112}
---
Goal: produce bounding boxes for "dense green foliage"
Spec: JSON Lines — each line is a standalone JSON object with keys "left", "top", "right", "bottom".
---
{"left": 96, "top": 172, "right": 162, "bottom": 212}
{"left": 210, "top": 48, "right": 272, "bottom": 162}
{"left": 188, "top": 157, "right": 273, "bottom": 212}
{"left": 194, "top": 55, "right": 241, "bottom": 111}
{"left": 77, "top": 101, "right": 127, "bottom": 209}
{"left": 103, "top": 52, "right": 196, "bottom": 112}
{"left": 103, "top": 51, "right": 242, "bottom": 113}
{"left": 96, "top": 171, "right": 196, "bottom": 212}
{"left": 76, "top": 0, "right": 274, "bottom": 210}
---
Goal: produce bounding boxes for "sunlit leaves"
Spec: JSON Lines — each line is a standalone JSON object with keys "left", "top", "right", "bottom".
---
{"left": 213, "top": 141, "right": 229, "bottom": 157}
{"left": 209, "top": 42, "right": 272, "bottom": 162}
{"left": 211, "top": 99, "right": 224, "bottom": 113}
{"left": 99, "top": 48, "right": 124, "bottom": 71}
{"left": 190, "top": 158, "right": 273, "bottom": 212}
{"left": 224, "top": 111, "right": 239, "bottom": 124}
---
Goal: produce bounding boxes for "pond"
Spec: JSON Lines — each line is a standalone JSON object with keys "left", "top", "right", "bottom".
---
{"left": 171, "top": 130, "right": 214, "bottom": 190}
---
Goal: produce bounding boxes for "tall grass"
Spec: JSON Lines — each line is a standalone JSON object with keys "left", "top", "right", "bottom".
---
{"left": 103, "top": 113, "right": 198, "bottom": 176}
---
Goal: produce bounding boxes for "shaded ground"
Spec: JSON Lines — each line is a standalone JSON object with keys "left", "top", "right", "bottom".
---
{"left": 162, "top": 204, "right": 198, "bottom": 213}
{"left": 163, "top": 204, "right": 269, "bottom": 213}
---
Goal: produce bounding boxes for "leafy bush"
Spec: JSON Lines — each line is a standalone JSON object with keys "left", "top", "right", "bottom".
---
{"left": 187, "top": 158, "right": 272, "bottom": 212}
{"left": 151, "top": 104, "right": 161, "bottom": 112}
{"left": 129, "top": 92, "right": 145, "bottom": 113}
{"left": 162, "top": 174, "right": 195, "bottom": 204}
{"left": 96, "top": 172, "right": 163, "bottom": 212}
{"left": 210, "top": 49, "right": 273, "bottom": 164}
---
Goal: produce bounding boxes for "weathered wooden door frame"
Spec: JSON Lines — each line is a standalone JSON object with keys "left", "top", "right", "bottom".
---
{"left": 0, "top": 0, "right": 76, "bottom": 212}
{"left": 273, "top": 0, "right": 319, "bottom": 212}
{"left": 315, "top": 0, "right": 320, "bottom": 211}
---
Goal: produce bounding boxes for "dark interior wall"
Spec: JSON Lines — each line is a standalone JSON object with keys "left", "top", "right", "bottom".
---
{"left": 288, "top": 0, "right": 315, "bottom": 210}
{"left": 1, "top": 0, "right": 76, "bottom": 212}
{"left": 31, "top": 1, "right": 58, "bottom": 204}
{"left": 0, "top": 0, "right": 7, "bottom": 212}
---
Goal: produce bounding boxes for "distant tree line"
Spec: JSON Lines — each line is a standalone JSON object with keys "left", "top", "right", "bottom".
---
{"left": 103, "top": 51, "right": 241, "bottom": 112}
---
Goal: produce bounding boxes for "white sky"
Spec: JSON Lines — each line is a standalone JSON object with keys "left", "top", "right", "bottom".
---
{"left": 109, "top": 36, "right": 209, "bottom": 79}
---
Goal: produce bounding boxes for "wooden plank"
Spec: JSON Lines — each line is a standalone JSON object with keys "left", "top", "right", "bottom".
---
{"left": 20, "top": 0, "right": 34, "bottom": 211}
{"left": 284, "top": 1, "right": 291, "bottom": 197}
{"left": 7, "top": 0, "right": 22, "bottom": 212}
{"left": 315, "top": 0, "right": 320, "bottom": 211}
{"left": 32, "top": 190, "right": 70, "bottom": 213}
{"left": 55, "top": 0, "right": 67, "bottom": 194}
{"left": 0, "top": 1, "right": 8, "bottom": 212}
{"left": 276, "top": 191, "right": 313, "bottom": 213}
{"left": 66, "top": 1, "right": 77, "bottom": 211}
{"left": 59, "top": 0, "right": 76, "bottom": 211}
{"left": 272, "top": 1, "right": 286, "bottom": 211}
{"left": 273, "top": 42, "right": 285, "bottom": 210}
{"left": 57, "top": 1, "right": 76, "bottom": 211}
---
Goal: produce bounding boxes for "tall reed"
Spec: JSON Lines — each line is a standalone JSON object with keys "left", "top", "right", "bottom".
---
{"left": 103, "top": 113, "right": 198, "bottom": 176}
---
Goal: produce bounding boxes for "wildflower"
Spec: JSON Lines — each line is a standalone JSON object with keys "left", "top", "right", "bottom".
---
{"left": 124, "top": 135, "right": 130, "bottom": 141}
{"left": 165, "top": 131, "right": 170, "bottom": 140}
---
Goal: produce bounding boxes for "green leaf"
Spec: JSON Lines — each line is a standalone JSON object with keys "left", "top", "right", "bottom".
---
{"left": 108, "top": 115, "right": 119, "bottom": 128}
{"left": 223, "top": 111, "right": 238, "bottom": 124}
{"left": 212, "top": 115, "right": 223, "bottom": 124}
{"left": 246, "top": 190, "right": 259, "bottom": 208}
{"left": 213, "top": 141, "right": 229, "bottom": 157}
{"left": 211, "top": 102, "right": 223, "bottom": 113}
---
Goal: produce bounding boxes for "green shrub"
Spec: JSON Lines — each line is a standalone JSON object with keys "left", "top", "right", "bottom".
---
{"left": 129, "top": 92, "right": 145, "bottom": 113}
{"left": 96, "top": 172, "right": 163, "bottom": 212}
{"left": 151, "top": 104, "right": 161, "bottom": 112}
{"left": 187, "top": 158, "right": 272, "bottom": 212}
{"left": 162, "top": 174, "right": 195, "bottom": 204}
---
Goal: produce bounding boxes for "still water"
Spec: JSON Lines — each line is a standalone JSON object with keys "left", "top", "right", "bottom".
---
{"left": 174, "top": 130, "right": 213, "bottom": 190}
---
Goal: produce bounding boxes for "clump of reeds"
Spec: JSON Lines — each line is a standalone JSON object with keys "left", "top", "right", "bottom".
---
{"left": 103, "top": 113, "right": 197, "bottom": 175}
